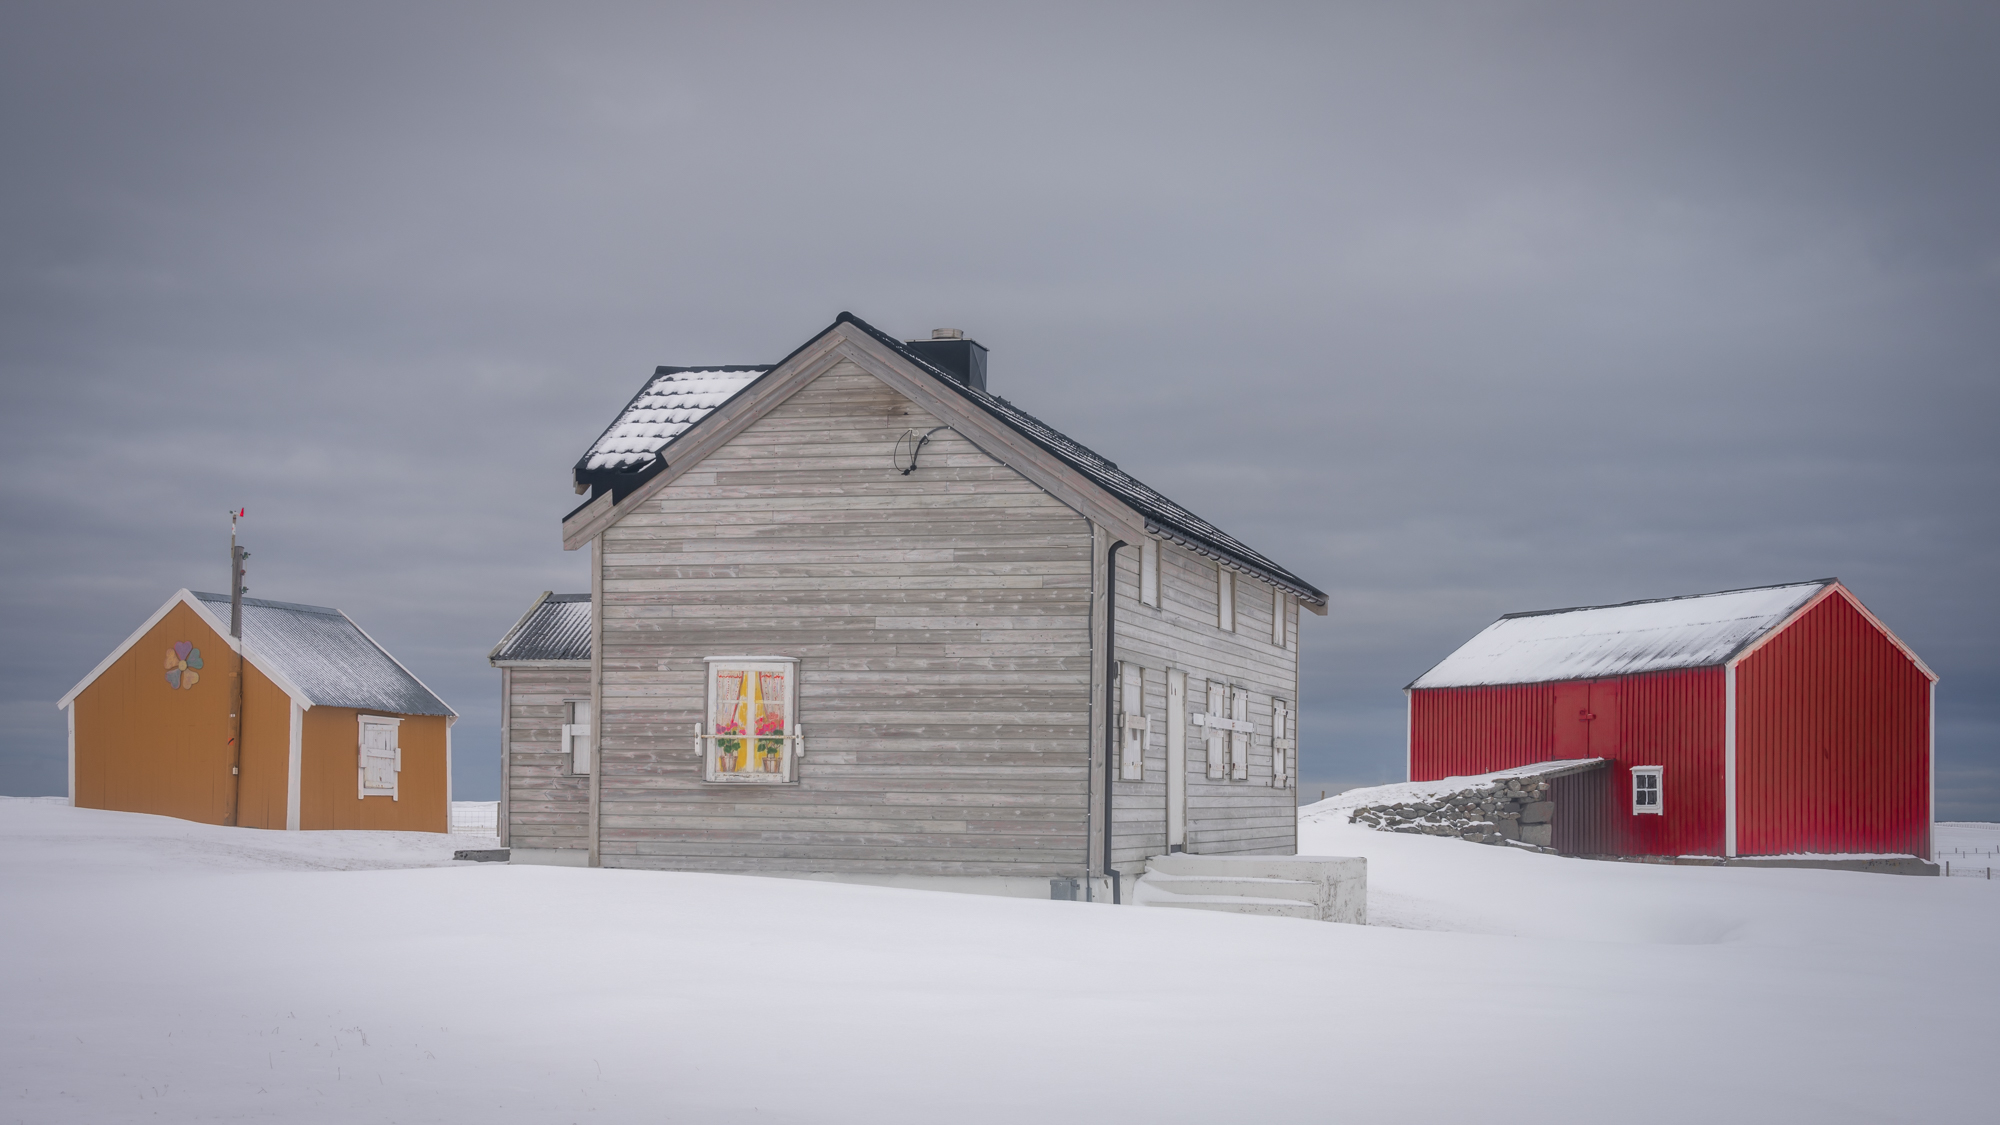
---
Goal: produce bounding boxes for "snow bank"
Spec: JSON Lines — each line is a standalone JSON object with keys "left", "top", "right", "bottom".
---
{"left": 3, "top": 797, "right": 1994, "bottom": 1124}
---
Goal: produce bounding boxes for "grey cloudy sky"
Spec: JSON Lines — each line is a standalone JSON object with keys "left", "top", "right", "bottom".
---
{"left": 4, "top": 2, "right": 1995, "bottom": 815}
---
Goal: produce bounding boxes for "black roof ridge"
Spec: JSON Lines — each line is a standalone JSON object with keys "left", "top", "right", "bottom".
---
{"left": 1497, "top": 578, "right": 1837, "bottom": 621}
{"left": 571, "top": 311, "right": 1325, "bottom": 603}
{"left": 544, "top": 593, "right": 591, "bottom": 601}
{"left": 191, "top": 591, "right": 343, "bottom": 616}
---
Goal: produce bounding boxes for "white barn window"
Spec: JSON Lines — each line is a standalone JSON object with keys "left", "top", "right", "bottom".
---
{"left": 1218, "top": 567, "right": 1235, "bottom": 632}
{"left": 1632, "top": 766, "right": 1663, "bottom": 815}
{"left": 562, "top": 699, "right": 593, "bottom": 775}
{"left": 357, "top": 715, "right": 401, "bottom": 801}
{"left": 703, "top": 657, "right": 800, "bottom": 784}
{"left": 1139, "top": 539, "right": 1159, "bottom": 608}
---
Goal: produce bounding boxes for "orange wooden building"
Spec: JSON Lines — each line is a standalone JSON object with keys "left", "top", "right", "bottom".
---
{"left": 56, "top": 589, "right": 457, "bottom": 832}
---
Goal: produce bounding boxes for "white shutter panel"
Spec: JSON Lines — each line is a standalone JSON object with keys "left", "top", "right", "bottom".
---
{"left": 1271, "top": 700, "right": 1292, "bottom": 788}
{"left": 1119, "top": 663, "right": 1145, "bottom": 781}
{"left": 1229, "top": 687, "right": 1250, "bottom": 781}
{"left": 1139, "top": 540, "right": 1159, "bottom": 608}
{"left": 565, "top": 700, "right": 594, "bottom": 775}
{"left": 1205, "top": 679, "right": 1226, "bottom": 780}
{"left": 1218, "top": 568, "right": 1234, "bottom": 632}
{"left": 1273, "top": 588, "right": 1287, "bottom": 647}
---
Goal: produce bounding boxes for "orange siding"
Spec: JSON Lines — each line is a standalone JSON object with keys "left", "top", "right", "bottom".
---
{"left": 73, "top": 602, "right": 238, "bottom": 824}
{"left": 235, "top": 662, "right": 293, "bottom": 829}
{"left": 298, "top": 706, "right": 448, "bottom": 832}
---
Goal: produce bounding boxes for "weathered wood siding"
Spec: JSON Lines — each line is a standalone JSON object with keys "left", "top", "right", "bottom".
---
{"left": 503, "top": 665, "right": 593, "bottom": 851}
{"left": 1110, "top": 538, "right": 1299, "bottom": 864}
{"left": 596, "top": 363, "right": 1096, "bottom": 876}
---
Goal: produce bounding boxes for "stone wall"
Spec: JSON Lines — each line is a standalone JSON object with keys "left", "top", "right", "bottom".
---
{"left": 1347, "top": 775, "right": 1558, "bottom": 850}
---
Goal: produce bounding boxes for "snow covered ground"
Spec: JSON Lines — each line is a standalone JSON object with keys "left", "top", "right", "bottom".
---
{"left": 3, "top": 795, "right": 1994, "bottom": 1123}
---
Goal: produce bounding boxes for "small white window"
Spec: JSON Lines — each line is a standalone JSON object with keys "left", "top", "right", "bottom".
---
{"left": 357, "top": 716, "right": 402, "bottom": 801}
{"left": 1119, "top": 662, "right": 1147, "bottom": 781}
{"left": 562, "top": 700, "right": 593, "bottom": 775}
{"left": 1272, "top": 588, "right": 1288, "bottom": 648}
{"left": 703, "top": 657, "right": 800, "bottom": 784}
{"left": 1632, "top": 766, "right": 1663, "bottom": 815}
{"left": 1139, "top": 539, "right": 1159, "bottom": 608}
{"left": 1218, "top": 567, "right": 1235, "bottom": 632}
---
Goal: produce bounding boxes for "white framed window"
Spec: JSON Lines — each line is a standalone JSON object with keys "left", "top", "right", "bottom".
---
{"left": 1139, "top": 539, "right": 1160, "bottom": 608}
{"left": 1272, "top": 588, "right": 1288, "bottom": 648}
{"left": 1271, "top": 699, "right": 1294, "bottom": 789}
{"left": 1119, "top": 662, "right": 1148, "bottom": 781}
{"left": 1218, "top": 567, "right": 1235, "bottom": 632}
{"left": 357, "top": 715, "right": 402, "bottom": 801}
{"left": 562, "top": 699, "right": 593, "bottom": 775}
{"left": 702, "top": 657, "right": 800, "bottom": 784}
{"left": 1632, "top": 766, "right": 1663, "bottom": 815}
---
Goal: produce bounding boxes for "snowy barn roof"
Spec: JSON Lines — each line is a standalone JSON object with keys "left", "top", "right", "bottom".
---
{"left": 189, "top": 592, "right": 455, "bottom": 716}
{"left": 489, "top": 593, "right": 591, "bottom": 664}
{"left": 568, "top": 313, "right": 1326, "bottom": 604}
{"left": 1409, "top": 580, "right": 1835, "bottom": 689}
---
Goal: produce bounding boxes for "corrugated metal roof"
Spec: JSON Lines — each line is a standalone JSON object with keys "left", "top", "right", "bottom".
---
{"left": 191, "top": 592, "right": 454, "bottom": 716}
{"left": 1410, "top": 580, "right": 1833, "bottom": 689}
{"left": 567, "top": 314, "right": 1325, "bottom": 604}
{"left": 490, "top": 594, "right": 591, "bottom": 663}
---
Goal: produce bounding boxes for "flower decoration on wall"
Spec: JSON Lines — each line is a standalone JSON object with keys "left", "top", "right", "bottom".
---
{"left": 163, "top": 642, "right": 203, "bottom": 690}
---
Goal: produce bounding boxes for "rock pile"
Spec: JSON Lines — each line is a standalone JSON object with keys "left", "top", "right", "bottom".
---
{"left": 1347, "top": 776, "right": 1558, "bottom": 850}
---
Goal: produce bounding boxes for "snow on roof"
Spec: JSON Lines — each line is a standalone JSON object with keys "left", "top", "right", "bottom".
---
{"left": 1410, "top": 580, "right": 1833, "bottom": 689}
{"left": 580, "top": 367, "right": 769, "bottom": 474}
{"left": 490, "top": 593, "right": 591, "bottom": 663}
{"left": 191, "top": 592, "right": 454, "bottom": 716}
{"left": 1302, "top": 758, "right": 1611, "bottom": 817}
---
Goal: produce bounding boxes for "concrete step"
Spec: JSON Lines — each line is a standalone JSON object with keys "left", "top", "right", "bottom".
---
{"left": 1130, "top": 879, "right": 1319, "bottom": 920}
{"left": 1136, "top": 871, "right": 1324, "bottom": 902}
{"left": 1144, "top": 852, "right": 1364, "bottom": 883}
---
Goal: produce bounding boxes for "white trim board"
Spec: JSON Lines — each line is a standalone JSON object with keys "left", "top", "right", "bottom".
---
{"left": 56, "top": 589, "right": 314, "bottom": 713}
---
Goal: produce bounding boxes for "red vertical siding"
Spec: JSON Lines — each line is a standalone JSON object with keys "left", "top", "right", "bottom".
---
{"left": 1736, "top": 594, "right": 1932, "bottom": 858}
{"left": 1411, "top": 666, "right": 1725, "bottom": 856}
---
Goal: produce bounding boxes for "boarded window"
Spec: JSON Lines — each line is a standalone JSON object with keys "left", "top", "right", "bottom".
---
{"left": 1139, "top": 540, "right": 1159, "bottom": 608}
{"left": 1229, "top": 686, "right": 1250, "bottom": 781}
{"left": 357, "top": 716, "right": 401, "bottom": 800}
{"left": 1271, "top": 699, "right": 1295, "bottom": 789}
{"left": 1204, "top": 679, "right": 1228, "bottom": 780}
{"left": 1218, "top": 568, "right": 1235, "bottom": 632}
{"left": 704, "top": 658, "right": 799, "bottom": 784}
{"left": 1273, "top": 588, "right": 1288, "bottom": 648}
{"left": 1120, "top": 663, "right": 1147, "bottom": 781}
{"left": 563, "top": 700, "right": 593, "bottom": 775}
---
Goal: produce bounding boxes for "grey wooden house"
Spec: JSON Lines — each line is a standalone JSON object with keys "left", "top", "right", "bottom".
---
{"left": 504, "top": 313, "right": 1326, "bottom": 899}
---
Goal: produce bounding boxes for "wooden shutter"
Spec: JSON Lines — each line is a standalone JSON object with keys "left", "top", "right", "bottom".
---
{"left": 1273, "top": 588, "right": 1287, "bottom": 647}
{"left": 563, "top": 700, "right": 593, "bottom": 775}
{"left": 1271, "top": 699, "right": 1293, "bottom": 788}
{"left": 1204, "top": 679, "right": 1227, "bottom": 779}
{"left": 1218, "top": 568, "right": 1235, "bottom": 632}
{"left": 1229, "top": 687, "right": 1250, "bottom": 781}
{"left": 1139, "top": 539, "right": 1159, "bottom": 608}
{"left": 359, "top": 718, "right": 400, "bottom": 798}
{"left": 1119, "top": 663, "right": 1146, "bottom": 781}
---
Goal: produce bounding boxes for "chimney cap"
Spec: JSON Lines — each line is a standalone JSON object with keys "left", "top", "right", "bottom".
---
{"left": 931, "top": 328, "right": 964, "bottom": 340}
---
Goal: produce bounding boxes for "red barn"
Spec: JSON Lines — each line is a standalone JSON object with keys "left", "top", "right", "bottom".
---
{"left": 1407, "top": 580, "right": 1935, "bottom": 861}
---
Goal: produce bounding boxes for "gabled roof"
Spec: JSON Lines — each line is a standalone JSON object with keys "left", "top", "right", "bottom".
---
{"left": 490, "top": 592, "right": 591, "bottom": 664}
{"left": 56, "top": 589, "right": 455, "bottom": 717}
{"left": 1409, "top": 580, "right": 1837, "bottom": 689}
{"left": 568, "top": 312, "right": 1326, "bottom": 604}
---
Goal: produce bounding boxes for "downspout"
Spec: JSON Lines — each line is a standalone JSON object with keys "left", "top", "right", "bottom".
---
{"left": 1103, "top": 539, "right": 1128, "bottom": 905}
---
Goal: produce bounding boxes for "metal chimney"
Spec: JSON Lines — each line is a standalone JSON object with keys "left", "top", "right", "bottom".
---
{"left": 904, "top": 329, "right": 988, "bottom": 392}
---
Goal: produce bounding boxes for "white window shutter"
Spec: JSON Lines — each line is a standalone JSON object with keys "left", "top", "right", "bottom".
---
{"left": 1271, "top": 700, "right": 1293, "bottom": 788}
{"left": 1224, "top": 684, "right": 1240, "bottom": 780}
{"left": 1204, "top": 679, "right": 1226, "bottom": 780}
{"left": 1139, "top": 540, "right": 1159, "bottom": 608}
{"left": 358, "top": 719, "right": 400, "bottom": 798}
{"left": 1119, "top": 663, "right": 1146, "bottom": 781}
{"left": 1218, "top": 568, "right": 1234, "bottom": 632}
{"left": 565, "top": 700, "right": 594, "bottom": 775}
{"left": 1273, "top": 588, "right": 1287, "bottom": 647}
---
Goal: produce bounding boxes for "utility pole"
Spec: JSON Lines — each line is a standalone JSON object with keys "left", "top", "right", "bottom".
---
{"left": 226, "top": 508, "right": 248, "bottom": 826}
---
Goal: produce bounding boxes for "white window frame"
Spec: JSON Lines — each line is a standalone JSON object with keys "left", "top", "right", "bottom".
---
{"left": 1632, "top": 765, "right": 1663, "bottom": 815}
{"left": 562, "top": 698, "right": 593, "bottom": 776}
{"left": 1218, "top": 567, "right": 1235, "bottom": 632}
{"left": 357, "top": 715, "right": 402, "bottom": 801}
{"left": 700, "top": 656, "right": 801, "bottom": 785}
{"left": 1119, "top": 662, "right": 1148, "bottom": 781}
{"left": 1139, "top": 539, "right": 1160, "bottom": 608}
